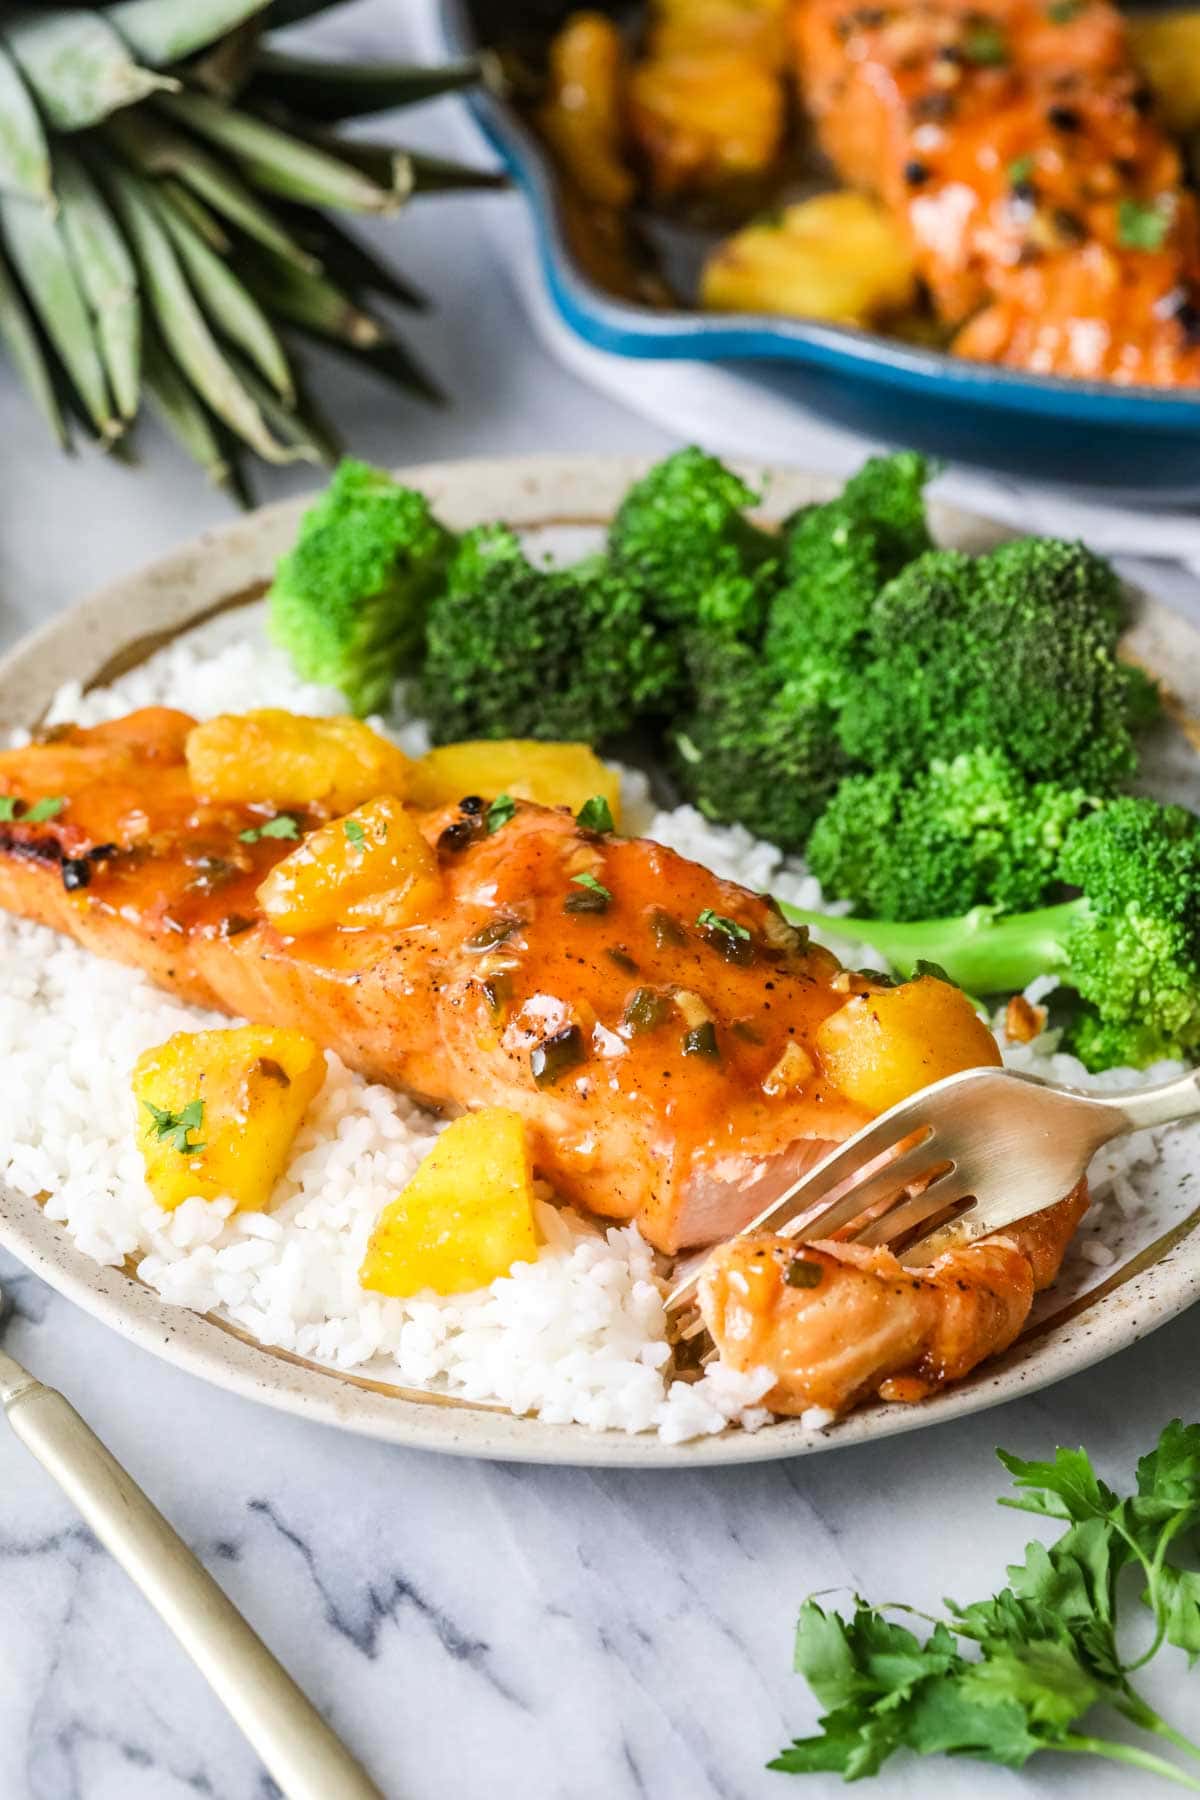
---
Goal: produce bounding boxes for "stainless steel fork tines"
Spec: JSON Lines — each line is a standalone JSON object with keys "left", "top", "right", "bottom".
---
{"left": 665, "top": 1062, "right": 1200, "bottom": 1319}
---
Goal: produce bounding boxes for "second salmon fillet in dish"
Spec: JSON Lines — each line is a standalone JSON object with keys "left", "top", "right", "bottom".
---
{"left": 791, "top": 0, "right": 1200, "bottom": 384}
{"left": 0, "top": 707, "right": 1088, "bottom": 1420}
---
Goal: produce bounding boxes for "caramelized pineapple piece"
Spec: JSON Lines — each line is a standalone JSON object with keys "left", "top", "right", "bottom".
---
{"left": 359, "top": 1109, "right": 539, "bottom": 1298}
{"left": 1128, "top": 11, "right": 1200, "bottom": 133}
{"left": 408, "top": 740, "right": 621, "bottom": 823}
{"left": 538, "top": 11, "right": 635, "bottom": 208}
{"left": 256, "top": 793, "right": 441, "bottom": 936}
{"left": 132, "top": 1025, "right": 325, "bottom": 1213}
{"left": 648, "top": 0, "right": 789, "bottom": 68}
{"left": 815, "top": 975, "right": 1000, "bottom": 1116}
{"left": 627, "top": 47, "right": 785, "bottom": 197}
{"left": 186, "top": 709, "right": 412, "bottom": 815}
{"left": 702, "top": 193, "right": 918, "bottom": 326}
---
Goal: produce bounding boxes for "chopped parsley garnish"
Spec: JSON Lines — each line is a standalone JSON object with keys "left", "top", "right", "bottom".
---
{"left": 0, "top": 794, "right": 65, "bottom": 823}
{"left": 962, "top": 23, "right": 1008, "bottom": 63}
{"left": 573, "top": 872, "right": 611, "bottom": 900}
{"left": 565, "top": 871, "right": 613, "bottom": 915}
{"left": 239, "top": 814, "right": 300, "bottom": 844}
{"left": 772, "top": 1418, "right": 1200, "bottom": 1789}
{"left": 143, "top": 1097, "right": 206, "bottom": 1156}
{"left": 913, "top": 957, "right": 961, "bottom": 987}
{"left": 486, "top": 793, "right": 516, "bottom": 834}
{"left": 576, "top": 794, "right": 615, "bottom": 834}
{"left": 697, "top": 909, "right": 750, "bottom": 942}
{"left": 1118, "top": 197, "right": 1169, "bottom": 252}
{"left": 1008, "top": 153, "right": 1035, "bottom": 186}
{"left": 343, "top": 819, "right": 366, "bottom": 845}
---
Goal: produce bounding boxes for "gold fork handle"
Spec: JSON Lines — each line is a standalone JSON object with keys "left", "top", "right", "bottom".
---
{"left": 1, "top": 1354, "right": 385, "bottom": 1800}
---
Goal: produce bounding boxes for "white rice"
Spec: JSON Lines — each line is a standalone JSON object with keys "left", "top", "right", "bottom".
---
{"left": 0, "top": 616, "right": 1184, "bottom": 1439}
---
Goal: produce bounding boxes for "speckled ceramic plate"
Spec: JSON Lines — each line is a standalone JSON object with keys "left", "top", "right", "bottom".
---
{"left": 2, "top": 455, "right": 1198, "bottom": 1467}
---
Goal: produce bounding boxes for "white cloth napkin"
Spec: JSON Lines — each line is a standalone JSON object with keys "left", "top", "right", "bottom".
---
{"left": 413, "top": 1, "right": 1200, "bottom": 581}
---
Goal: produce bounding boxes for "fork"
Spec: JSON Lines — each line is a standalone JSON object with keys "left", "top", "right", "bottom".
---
{"left": 0, "top": 1290, "right": 384, "bottom": 1800}
{"left": 666, "top": 1063, "right": 1200, "bottom": 1319}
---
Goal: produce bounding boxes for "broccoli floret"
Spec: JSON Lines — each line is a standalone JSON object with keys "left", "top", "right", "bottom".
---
{"left": 807, "top": 748, "right": 1095, "bottom": 921}
{"left": 783, "top": 797, "right": 1200, "bottom": 1070}
{"left": 837, "top": 537, "right": 1155, "bottom": 790}
{"left": 608, "top": 447, "right": 779, "bottom": 635}
{"left": 672, "top": 641, "right": 847, "bottom": 851}
{"left": 419, "top": 526, "right": 680, "bottom": 744}
{"left": 268, "top": 459, "right": 455, "bottom": 716}
{"left": 765, "top": 452, "right": 932, "bottom": 701}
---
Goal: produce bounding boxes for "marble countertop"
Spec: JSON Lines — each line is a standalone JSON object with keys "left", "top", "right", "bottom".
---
{"left": 2, "top": 6, "right": 1200, "bottom": 1798}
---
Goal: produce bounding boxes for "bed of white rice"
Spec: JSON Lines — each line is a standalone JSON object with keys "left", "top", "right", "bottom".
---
{"left": 0, "top": 619, "right": 1183, "bottom": 1441}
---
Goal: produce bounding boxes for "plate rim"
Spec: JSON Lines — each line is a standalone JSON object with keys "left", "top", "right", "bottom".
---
{"left": 2, "top": 449, "right": 1199, "bottom": 1469}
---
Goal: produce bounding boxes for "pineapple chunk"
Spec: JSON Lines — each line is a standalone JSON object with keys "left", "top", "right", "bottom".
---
{"left": 537, "top": 12, "right": 635, "bottom": 208}
{"left": 409, "top": 739, "right": 621, "bottom": 822}
{"left": 816, "top": 975, "right": 1000, "bottom": 1116}
{"left": 1128, "top": 12, "right": 1200, "bottom": 133}
{"left": 256, "top": 793, "right": 441, "bottom": 935}
{"left": 627, "top": 47, "right": 784, "bottom": 197}
{"left": 132, "top": 1026, "right": 325, "bottom": 1213}
{"left": 360, "top": 1109, "right": 539, "bottom": 1298}
{"left": 702, "top": 193, "right": 918, "bottom": 327}
{"left": 648, "top": 0, "right": 789, "bottom": 67}
{"left": 186, "top": 709, "right": 412, "bottom": 814}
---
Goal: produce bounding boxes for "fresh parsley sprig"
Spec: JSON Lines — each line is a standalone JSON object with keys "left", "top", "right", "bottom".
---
{"left": 774, "top": 1421, "right": 1200, "bottom": 1789}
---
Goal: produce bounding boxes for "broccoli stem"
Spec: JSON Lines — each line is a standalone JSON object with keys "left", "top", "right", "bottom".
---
{"left": 779, "top": 898, "right": 1085, "bottom": 995}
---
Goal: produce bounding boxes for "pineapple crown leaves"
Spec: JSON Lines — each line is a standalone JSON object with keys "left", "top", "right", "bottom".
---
{"left": 0, "top": 0, "right": 502, "bottom": 496}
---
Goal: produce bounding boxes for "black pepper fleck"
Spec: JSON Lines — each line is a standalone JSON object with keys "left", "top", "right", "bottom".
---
{"left": 1047, "top": 103, "right": 1081, "bottom": 131}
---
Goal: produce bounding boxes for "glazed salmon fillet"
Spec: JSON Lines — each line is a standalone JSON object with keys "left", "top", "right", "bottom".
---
{"left": 790, "top": 0, "right": 1200, "bottom": 384}
{"left": 0, "top": 708, "right": 875, "bottom": 1254}
{"left": 0, "top": 706, "right": 1087, "bottom": 1410}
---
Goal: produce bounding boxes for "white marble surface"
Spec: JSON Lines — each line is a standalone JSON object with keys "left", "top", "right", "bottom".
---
{"left": 2, "top": 6, "right": 1200, "bottom": 1798}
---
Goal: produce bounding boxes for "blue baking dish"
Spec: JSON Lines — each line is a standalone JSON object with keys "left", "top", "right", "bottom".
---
{"left": 437, "top": 0, "right": 1200, "bottom": 494}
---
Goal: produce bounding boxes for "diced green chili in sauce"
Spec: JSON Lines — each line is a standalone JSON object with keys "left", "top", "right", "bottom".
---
{"left": 682, "top": 1021, "right": 720, "bottom": 1060}
{"left": 648, "top": 908, "right": 687, "bottom": 949}
{"left": 784, "top": 1258, "right": 825, "bottom": 1290}
{"left": 480, "top": 970, "right": 513, "bottom": 1019}
{"left": 464, "top": 912, "right": 523, "bottom": 952}
{"left": 732, "top": 1019, "right": 765, "bottom": 1045}
{"left": 623, "top": 986, "right": 670, "bottom": 1034}
{"left": 531, "top": 1024, "right": 586, "bottom": 1086}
